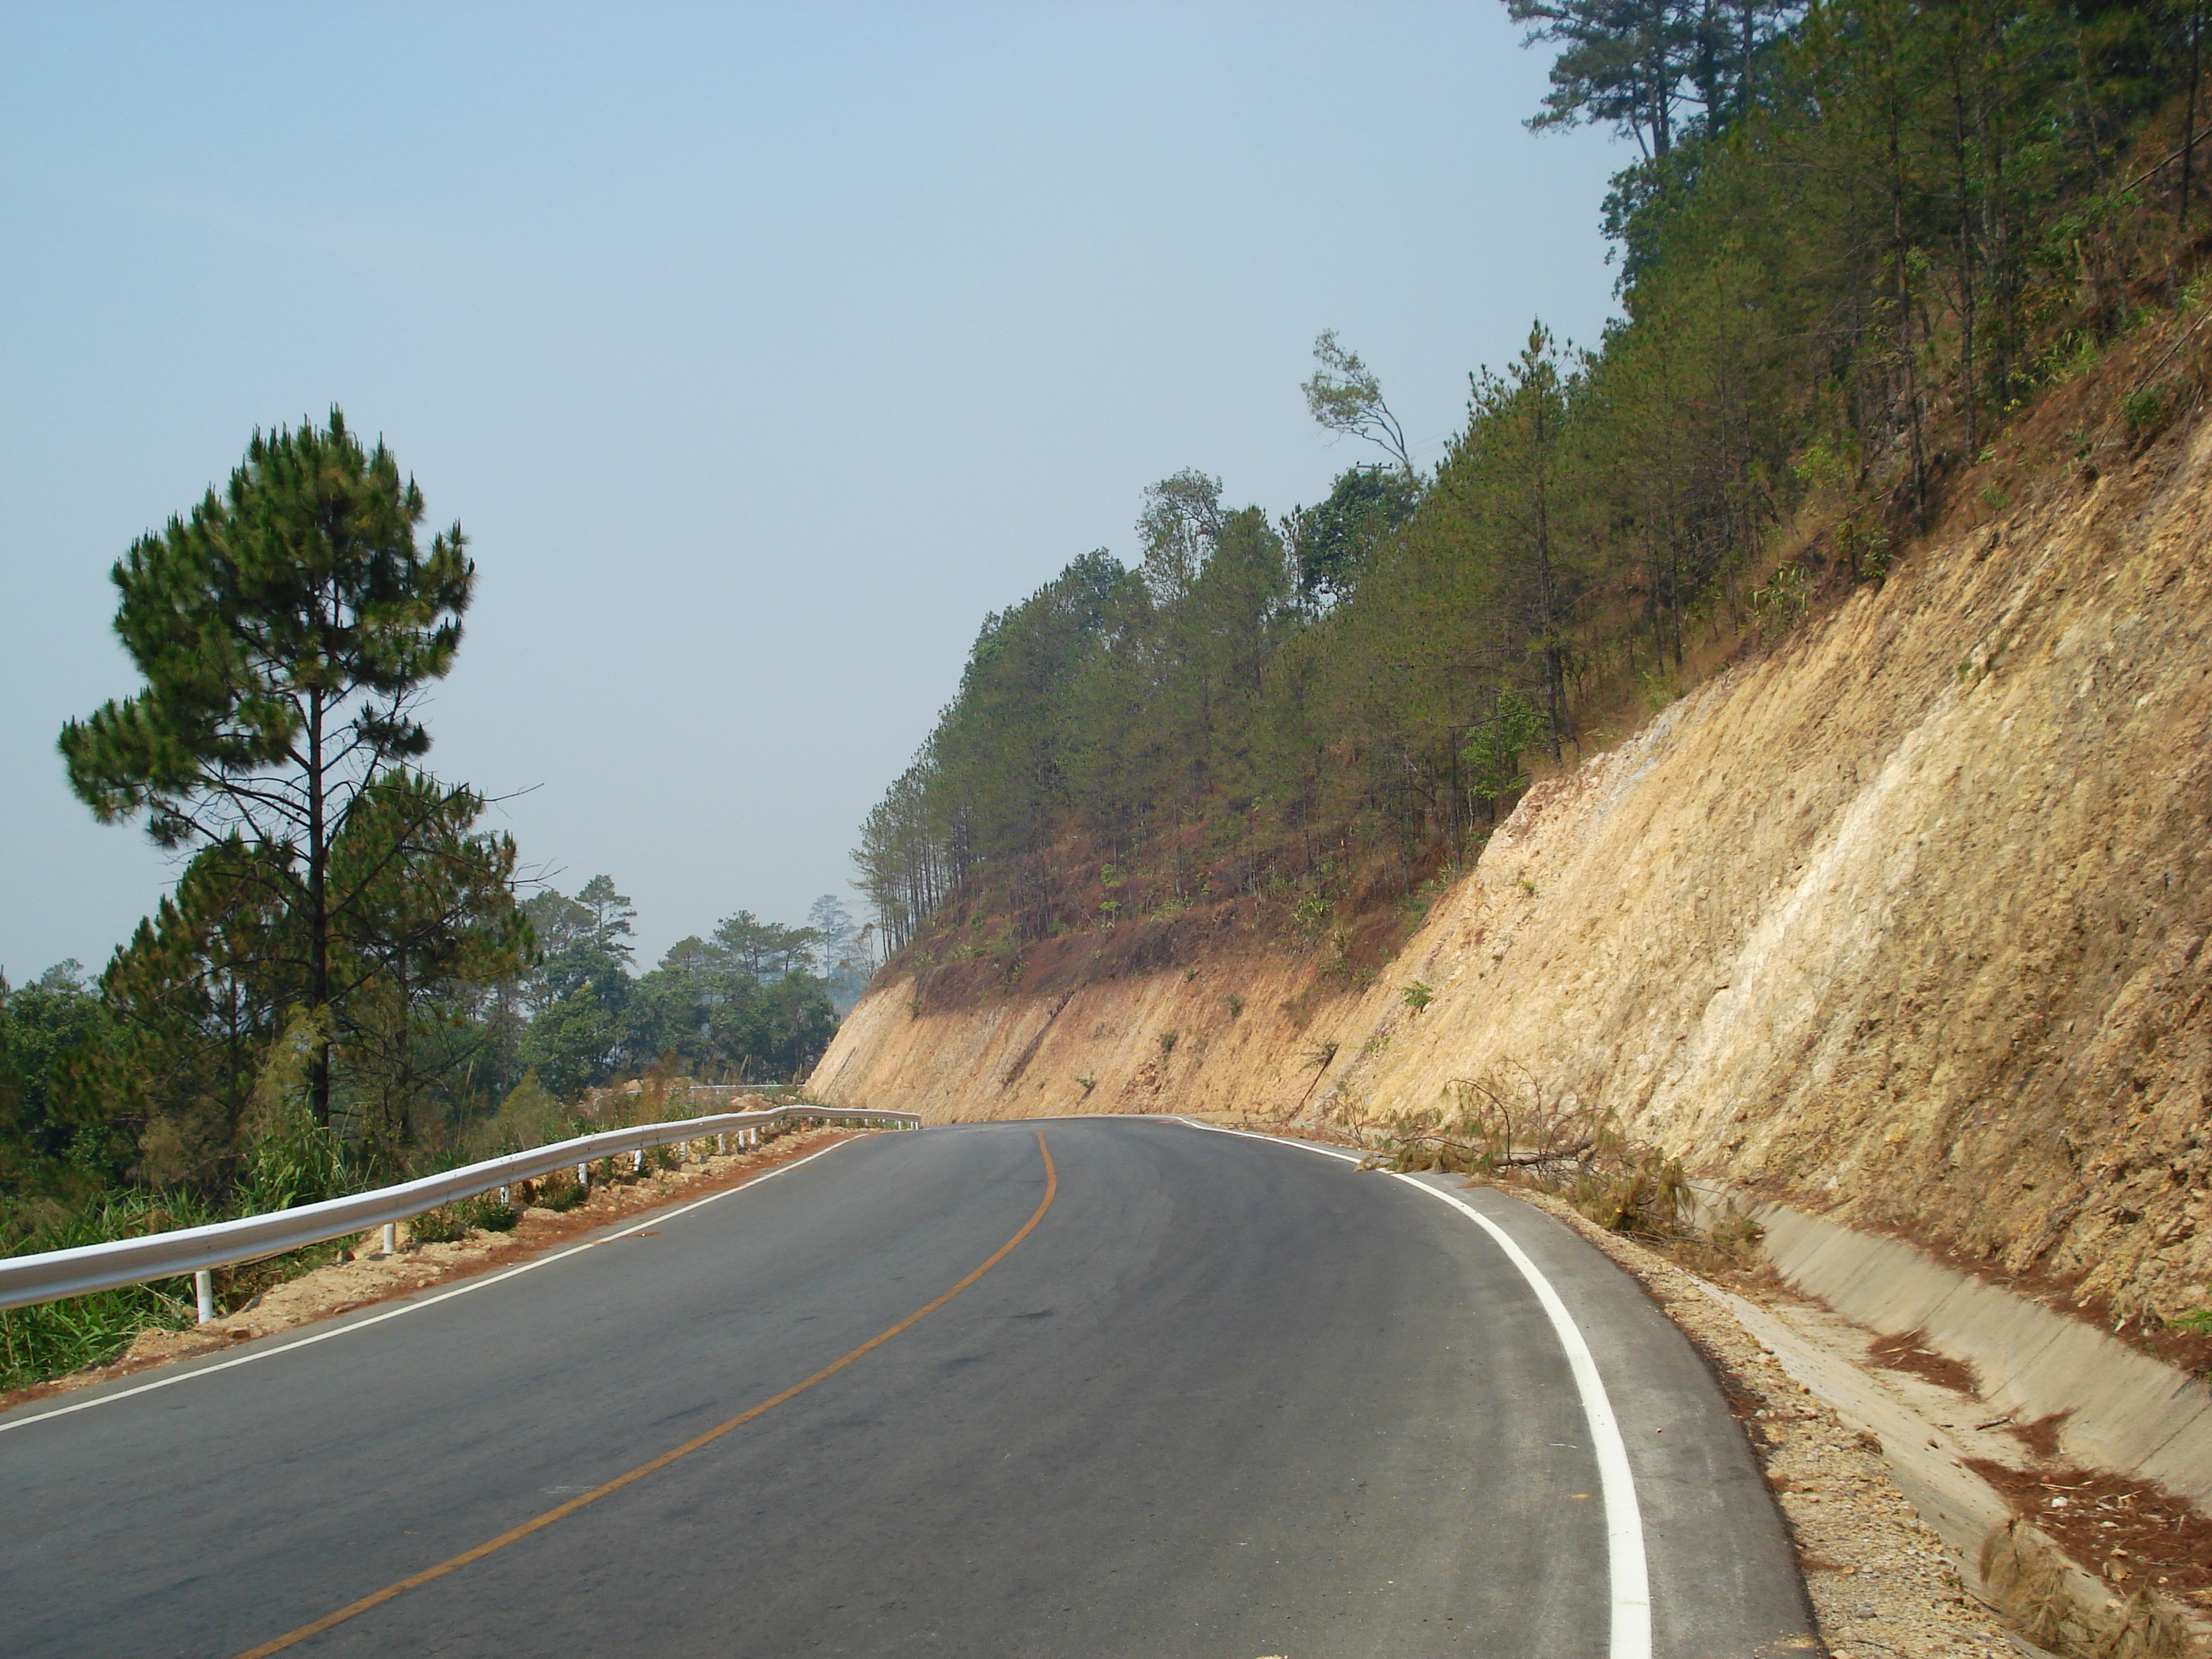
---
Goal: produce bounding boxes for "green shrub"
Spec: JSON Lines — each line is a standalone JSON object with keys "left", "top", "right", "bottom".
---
{"left": 236, "top": 1100, "right": 359, "bottom": 1216}
{"left": 1287, "top": 891, "right": 1333, "bottom": 943}
{"left": 407, "top": 1205, "right": 469, "bottom": 1245}
{"left": 1751, "top": 561, "right": 1812, "bottom": 632}
{"left": 408, "top": 1189, "right": 516, "bottom": 1245}
{"left": 2122, "top": 380, "right": 2180, "bottom": 442}
{"left": 469, "top": 1192, "right": 521, "bottom": 1233}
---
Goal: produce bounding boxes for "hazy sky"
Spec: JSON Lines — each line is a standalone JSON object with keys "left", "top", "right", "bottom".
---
{"left": 1, "top": 1, "right": 1627, "bottom": 979}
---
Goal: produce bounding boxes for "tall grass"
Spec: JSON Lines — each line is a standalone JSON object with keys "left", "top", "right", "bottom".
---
{"left": 0, "top": 1102, "right": 377, "bottom": 1393}
{"left": 0, "top": 1190, "right": 218, "bottom": 1392}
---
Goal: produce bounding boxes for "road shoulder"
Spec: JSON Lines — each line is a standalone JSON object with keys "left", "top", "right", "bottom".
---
{"left": 1491, "top": 1179, "right": 2212, "bottom": 1659}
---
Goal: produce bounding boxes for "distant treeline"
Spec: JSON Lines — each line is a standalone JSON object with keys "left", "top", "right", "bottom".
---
{"left": 857, "top": 0, "right": 2212, "bottom": 952}
{"left": 0, "top": 878, "right": 853, "bottom": 1223}
{"left": 508, "top": 882, "right": 865, "bottom": 1101}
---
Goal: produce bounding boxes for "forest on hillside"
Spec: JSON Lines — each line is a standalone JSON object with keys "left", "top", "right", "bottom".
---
{"left": 855, "top": 0, "right": 2212, "bottom": 970}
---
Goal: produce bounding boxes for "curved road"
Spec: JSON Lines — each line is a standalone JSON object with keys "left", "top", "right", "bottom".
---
{"left": 0, "top": 1118, "right": 1814, "bottom": 1658}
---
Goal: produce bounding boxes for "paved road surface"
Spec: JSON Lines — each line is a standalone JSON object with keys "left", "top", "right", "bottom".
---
{"left": 0, "top": 1118, "right": 1815, "bottom": 1658}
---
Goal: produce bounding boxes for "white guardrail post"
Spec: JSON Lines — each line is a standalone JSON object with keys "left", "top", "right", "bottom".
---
{"left": 0, "top": 1103, "right": 920, "bottom": 1318}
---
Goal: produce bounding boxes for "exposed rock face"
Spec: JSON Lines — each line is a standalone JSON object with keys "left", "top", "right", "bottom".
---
{"left": 815, "top": 419, "right": 2212, "bottom": 1321}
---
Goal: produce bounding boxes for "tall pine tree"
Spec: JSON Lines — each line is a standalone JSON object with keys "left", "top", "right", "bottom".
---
{"left": 61, "top": 410, "right": 477, "bottom": 1124}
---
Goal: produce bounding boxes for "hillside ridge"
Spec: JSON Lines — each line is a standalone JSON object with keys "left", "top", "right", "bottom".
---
{"left": 816, "top": 376, "right": 2212, "bottom": 1331}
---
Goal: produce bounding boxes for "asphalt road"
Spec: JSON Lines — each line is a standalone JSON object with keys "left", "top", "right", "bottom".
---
{"left": 0, "top": 1118, "right": 1815, "bottom": 1658}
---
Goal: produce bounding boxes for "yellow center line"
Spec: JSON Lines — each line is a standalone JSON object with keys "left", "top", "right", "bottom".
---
{"left": 235, "top": 1130, "right": 1058, "bottom": 1659}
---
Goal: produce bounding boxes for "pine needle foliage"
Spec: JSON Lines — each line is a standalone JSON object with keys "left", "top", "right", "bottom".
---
{"left": 60, "top": 410, "right": 482, "bottom": 1125}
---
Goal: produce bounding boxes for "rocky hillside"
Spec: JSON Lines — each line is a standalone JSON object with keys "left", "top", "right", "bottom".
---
{"left": 814, "top": 379, "right": 2212, "bottom": 1327}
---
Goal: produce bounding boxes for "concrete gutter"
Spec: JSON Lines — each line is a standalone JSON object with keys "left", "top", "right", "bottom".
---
{"left": 1707, "top": 1283, "right": 2013, "bottom": 1560}
{"left": 1748, "top": 1203, "right": 2212, "bottom": 1512}
{"left": 1699, "top": 1280, "right": 2207, "bottom": 1658}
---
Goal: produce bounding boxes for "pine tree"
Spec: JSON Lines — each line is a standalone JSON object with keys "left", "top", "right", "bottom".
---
{"left": 60, "top": 410, "right": 475, "bottom": 1124}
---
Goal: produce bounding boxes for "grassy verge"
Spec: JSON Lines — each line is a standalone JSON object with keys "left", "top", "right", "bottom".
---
{"left": 1, "top": 1190, "right": 220, "bottom": 1390}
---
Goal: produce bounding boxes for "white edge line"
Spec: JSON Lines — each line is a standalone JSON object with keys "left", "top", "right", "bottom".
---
{"left": 1178, "top": 1117, "right": 1653, "bottom": 1659}
{"left": 0, "top": 1136, "right": 864, "bottom": 1439}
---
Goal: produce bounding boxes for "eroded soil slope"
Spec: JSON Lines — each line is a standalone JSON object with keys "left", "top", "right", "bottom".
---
{"left": 815, "top": 412, "right": 2212, "bottom": 1322}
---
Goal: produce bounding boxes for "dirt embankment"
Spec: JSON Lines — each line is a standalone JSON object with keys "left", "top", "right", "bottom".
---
{"left": 815, "top": 400, "right": 2212, "bottom": 1329}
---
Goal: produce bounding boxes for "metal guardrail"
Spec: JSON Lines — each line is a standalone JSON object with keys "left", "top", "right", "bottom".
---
{"left": 0, "top": 1102, "right": 918, "bottom": 1319}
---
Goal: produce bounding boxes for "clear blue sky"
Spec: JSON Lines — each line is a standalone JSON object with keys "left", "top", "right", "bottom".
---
{"left": 1, "top": 1, "right": 1627, "bottom": 979}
